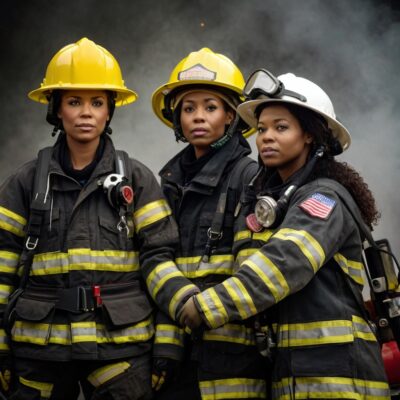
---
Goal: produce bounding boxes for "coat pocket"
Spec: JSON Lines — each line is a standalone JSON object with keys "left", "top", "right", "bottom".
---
{"left": 102, "top": 290, "right": 153, "bottom": 330}
{"left": 12, "top": 297, "right": 55, "bottom": 345}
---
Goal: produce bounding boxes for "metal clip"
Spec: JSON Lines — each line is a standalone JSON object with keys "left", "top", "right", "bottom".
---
{"left": 25, "top": 236, "right": 39, "bottom": 250}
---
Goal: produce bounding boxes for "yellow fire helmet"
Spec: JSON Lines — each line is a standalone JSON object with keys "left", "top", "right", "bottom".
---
{"left": 152, "top": 47, "right": 254, "bottom": 137}
{"left": 28, "top": 37, "right": 137, "bottom": 106}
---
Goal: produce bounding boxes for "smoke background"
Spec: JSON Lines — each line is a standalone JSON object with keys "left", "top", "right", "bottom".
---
{"left": 1, "top": 0, "right": 399, "bottom": 256}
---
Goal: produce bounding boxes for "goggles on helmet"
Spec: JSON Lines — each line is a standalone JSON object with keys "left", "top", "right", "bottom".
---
{"left": 243, "top": 69, "right": 307, "bottom": 102}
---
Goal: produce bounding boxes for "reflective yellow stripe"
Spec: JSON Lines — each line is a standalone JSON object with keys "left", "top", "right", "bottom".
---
{"left": 0, "top": 250, "right": 20, "bottom": 274}
{"left": 334, "top": 253, "right": 364, "bottom": 285}
{"left": 0, "top": 329, "right": 9, "bottom": 351}
{"left": 203, "top": 324, "right": 256, "bottom": 346}
{"left": 146, "top": 261, "right": 181, "bottom": 298}
{"left": 235, "top": 248, "right": 258, "bottom": 267}
{"left": 154, "top": 324, "right": 184, "bottom": 346}
{"left": 222, "top": 277, "right": 257, "bottom": 320}
{"left": 245, "top": 250, "right": 290, "bottom": 303}
{"left": 234, "top": 230, "right": 251, "bottom": 242}
{"left": 253, "top": 230, "right": 274, "bottom": 241}
{"left": 278, "top": 320, "right": 354, "bottom": 347}
{"left": 273, "top": 228, "right": 325, "bottom": 272}
{"left": 32, "top": 249, "right": 139, "bottom": 275}
{"left": 0, "top": 206, "right": 26, "bottom": 237}
{"left": 196, "top": 288, "right": 228, "bottom": 329}
{"left": 168, "top": 283, "right": 198, "bottom": 319}
{"left": 88, "top": 361, "right": 130, "bottom": 387}
{"left": 12, "top": 319, "right": 154, "bottom": 346}
{"left": 200, "top": 377, "right": 267, "bottom": 400}
{"left": 0, "top": 284, "right": 13, "bottom": 304}
{"left": 134, "top": 199, "right": 171, "bottom": 232}
{"left": 19, "top": 376, "right": 53, "bottom": 398}
{"left": 352, "top": 315, "right": 377, "bottom": 341}
{"left": 176, "top": 254, "right": 234, "bottom": 278}
{"left": 273, "top": 376, "right": 390, "bottom": 400}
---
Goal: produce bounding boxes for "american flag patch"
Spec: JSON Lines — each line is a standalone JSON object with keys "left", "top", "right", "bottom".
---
{"left": 299, "top": 193, "right": 336, "bottom": 220}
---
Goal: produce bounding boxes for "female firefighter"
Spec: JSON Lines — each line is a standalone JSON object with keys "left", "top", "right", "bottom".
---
{"left": 179, "top": 70, "right": 391, "bottom": 399}
{"left": 150, "top": 48, "right": 268, "bottom": 399}
{"left": 0, "top": 38, "right": 198, "bottom": 399}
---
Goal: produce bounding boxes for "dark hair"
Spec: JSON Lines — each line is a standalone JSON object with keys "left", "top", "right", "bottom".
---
{"left": 256, "top": 102, "right": 380, "bottom": 226}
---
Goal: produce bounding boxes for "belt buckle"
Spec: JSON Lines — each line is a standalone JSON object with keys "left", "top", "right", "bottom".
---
{"left": 78, "top": 286, "right": 94, "bottom": 312}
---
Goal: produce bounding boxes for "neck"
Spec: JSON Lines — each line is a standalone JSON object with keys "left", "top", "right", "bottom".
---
{"left": 66, "top": 136, "right": 100, "bottom": 170}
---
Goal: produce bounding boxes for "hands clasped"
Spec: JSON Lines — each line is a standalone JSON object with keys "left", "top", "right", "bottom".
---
{"left": 178, "top": 296, "right": 203, "bottom": 329}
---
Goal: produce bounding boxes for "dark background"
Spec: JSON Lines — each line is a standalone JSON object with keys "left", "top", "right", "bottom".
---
{"left": 1, "top": 0, "right": 399, "bottom": 254}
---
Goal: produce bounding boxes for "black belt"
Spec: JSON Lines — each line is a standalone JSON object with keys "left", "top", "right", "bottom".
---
{"left": 23, "top": 281, "right": 140, "bottom": 313}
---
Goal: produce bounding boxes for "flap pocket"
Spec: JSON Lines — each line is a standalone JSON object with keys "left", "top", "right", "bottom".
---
{"left": 15, "top": 297, "right": 55, "bottom": 321}
{"left": 98, "top": 215, "right": 119, "bottom": 233}
{"left": 102, "top": 292, "right": 153, "bottom": 329}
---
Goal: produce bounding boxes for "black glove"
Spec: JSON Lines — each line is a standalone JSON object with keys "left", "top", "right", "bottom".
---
{"left": 151, "top": 357, "right": 180, "bottom": 392}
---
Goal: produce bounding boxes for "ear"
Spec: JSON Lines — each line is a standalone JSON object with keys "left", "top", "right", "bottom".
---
{"left": 305, "top": 132, "right": 313, "bottom": 144}
{"left": 225, "top": 110, "right": 234, "bottom": 124}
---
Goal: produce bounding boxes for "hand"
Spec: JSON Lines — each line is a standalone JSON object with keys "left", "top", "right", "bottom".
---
{"left": 0, "top": 356, "right": 12, "bottom": 395}
{"left": 151, "top": 357, "right": 180, "bottom": 392}
{"left": 179, "top": 296, "right": 202, "bottom": 329}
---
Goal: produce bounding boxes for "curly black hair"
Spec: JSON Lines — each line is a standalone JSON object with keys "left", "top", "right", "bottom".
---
{"left": 255, "top": 102, "right": 380, "bottom": 227}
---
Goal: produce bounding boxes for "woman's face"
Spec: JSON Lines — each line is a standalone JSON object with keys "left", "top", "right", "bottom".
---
{"left": 180, "top": 91, "right": 234, "bottom": 158}
{"left": 57, "top": 90, "right": 109, "bottom": 145}
{"left": 256, "top": 104, "right": 313, "bottom": 181}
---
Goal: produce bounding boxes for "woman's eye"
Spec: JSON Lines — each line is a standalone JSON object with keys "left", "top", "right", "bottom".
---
{"left": 257, "top": 127, "right": 266, "bottom": 134}
{"left": 206, "top": 105, "right": 217, "bottom": 111}
{"left": 183, "top": 106, "right": 194, "bottom": 113}
{"left": 68, "top": 99, "right": 80, "bottom": 106}
{"left": 277, "top": 124, "right": 288, "bottom": 131}
{"left": 93, "top": 100, "right": 104, "bottom": 107}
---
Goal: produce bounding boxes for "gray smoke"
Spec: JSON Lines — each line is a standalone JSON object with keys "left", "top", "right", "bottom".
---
{"left": 1, "top": 0, "right": 399, "bottom": 256}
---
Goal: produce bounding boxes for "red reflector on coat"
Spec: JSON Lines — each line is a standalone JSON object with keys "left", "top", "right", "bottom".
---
{"left": 121, "top": 186, "right": 134, "bottom": 204}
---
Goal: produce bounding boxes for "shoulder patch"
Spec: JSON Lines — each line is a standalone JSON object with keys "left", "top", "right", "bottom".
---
{"left": 298, "top": 192, "right": 336, "bottom": 220}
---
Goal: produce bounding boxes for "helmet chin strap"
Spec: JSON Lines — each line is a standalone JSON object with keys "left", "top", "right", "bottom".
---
{"left": 210, "top": 115, "right": 239, "bottom": 149}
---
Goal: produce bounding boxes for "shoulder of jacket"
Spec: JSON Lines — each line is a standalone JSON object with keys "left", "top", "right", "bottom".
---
{"left": 291, "top": 178, "right": 345, "bottom": 205}
{"left": 228, "top": 156, "right": 258, "bottom": 189}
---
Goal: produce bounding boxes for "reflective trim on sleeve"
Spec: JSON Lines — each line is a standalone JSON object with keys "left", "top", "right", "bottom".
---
{"left": 272, "top": 376, "right": 390, "bottom": 400}
{"left": 0, "top": 250, "right": 20, "bottom": 274}
{"left": 235, "top": 248, "right": 258, "bottom": 267}
{"left": 200, "top": 377, "right": 267, "bottom": 400}
{"left": 176, "top": 254, "right": 234, "bottom": 278}
{"left": 253, "top": 230, "right": 274, "bottom": 242}
{"left": 196, "top": 288, "right": 229, "bottom": 329}
{"left": 134, "top": 199, "right": 171, "bottom": 232}
{"left": 168, "top": 283, "right": 199, "bottom": 319}
{"left": 244, "top": 251, "right": 290, "bottom": 303}
{"left": 31, "top": 249, "right": 139, "bottom": 275}
{"left": 88, "top": 361, "right": 131, "bottom": 387}
{"left": 221, "top": 277, "right": 257, "bottom": 320}
{"left": 273, "top": 228, "right": 325, "bottom": 273}
{"left": 234, "top": 230, "right": 252, "bottom": 242}
{"left": 0, "top": 206, "right": 26, "bottom": 237}
{"left": 12, "top": 319, "right": 154, "bottom": 346}
{"left": 146, "top": 261, "right": 183, "bottom": 299}
{"left": 154, "top": 324, "right": 185, "bottom": 346}
{"left": 334, "top": 253, "right": 365, "bottom": 285}
{"left": 352, "top": 315, "right": 378, "bottom": 342}
{"left": 203, "top": 323, "right": 256, "bottom": 346}
{"left": 277, "top": 320, "right": 354, "bottom": 347}
{"left": 19, "top": 376, "right": 53, "bottom": 399}
{"left": 0, "top": 284, "right": 13, "bottom": 304}
{"left": 0, "top": 329, "right": 9, "bottom": 351}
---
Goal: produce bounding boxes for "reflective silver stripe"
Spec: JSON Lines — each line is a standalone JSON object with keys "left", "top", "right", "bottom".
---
{"left": 203, "top": 323, "right": 256, "bottom": 346}
{"left": 235, "top": 248, "right": 257, "bottom": 268}
{"left": 278, "top": 320, "right": 354, "bottom": 347}
{"left": 146, "top": 261, "right": 182, "bottom": 298}
{"left": 0, "top": 284, "right": 13, "bottom": 304}
{"left": 273, "top": 228, "right": 325, "bottom": 273}
{"left": 31, "top": 249, "right": 139, "bottom": 275}
{"left": 12, "top": 319, "right": 154, "bottom": 346}
{"left": 88, "top": 361, "right": 130, "bottom": 387}
{"left": 154, "top": 324, "right": 184, "bottom": 346}
{"left": 195, "top": 288, "right": 229, "bottom": 329}
{"left": 273, "top": 376, "right": 390, "bottom": 399}
{"left": 334, "top": 253, "right": 364, "bottom": 285}
{"left": 134, "top": 199, "right": 171, "bottom": 232}
{"left": 19, "top": 376, "right": 53, "bottom": 398}
{"left": 244, "top": 250, "right": 289, "bottom": 302}
{"left": 221, "top": 277, "right": 257, "bottom": 320}
{"left": 0, "top": 206, "right": 26, "bottom": 237}
{"left": 0, "top": 250, "right": 19, "bottom": 274}
{"left": 176, "top": 254, "right": 234, "bottom": 278}
{"left": 200, "top": 377, "right": 266, "bottom": 399}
